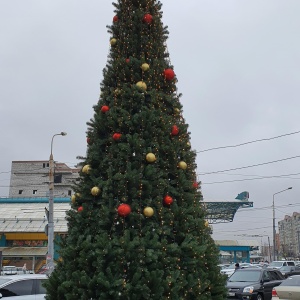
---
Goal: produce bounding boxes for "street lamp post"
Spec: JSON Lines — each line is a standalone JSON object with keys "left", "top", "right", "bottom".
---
{"left": 47, "top": 132, "right": 67, "bottom": 274}
{"left": 272, "top": 187, "right": 292, "bottom": 261}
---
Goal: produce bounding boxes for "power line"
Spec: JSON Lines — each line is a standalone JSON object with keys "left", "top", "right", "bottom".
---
{"left": 212, "top": 225, "right": 271, "bottom": 233}
{"left": 198, "top": 154, "right": 300, "bottom": 175}
{"left": 197, "top": 130, "right": 300, "bottom": 153}
{"left": 202, "top": 172, "right": 300, "bottom": 185}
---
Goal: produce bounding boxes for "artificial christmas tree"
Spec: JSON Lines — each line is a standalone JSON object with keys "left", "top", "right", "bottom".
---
{"left": 45, "top": 0, "right": 227, "bottom": 299}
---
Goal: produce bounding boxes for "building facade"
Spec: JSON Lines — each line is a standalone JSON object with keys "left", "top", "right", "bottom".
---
{"left": 0, "top": 198, "right": 70, "bottom": 272}
{"left": 278, "top": 212, "right": 300, "bottom": 258}
{"left": 9, "top": 160, "right": 80, "bottom": 198}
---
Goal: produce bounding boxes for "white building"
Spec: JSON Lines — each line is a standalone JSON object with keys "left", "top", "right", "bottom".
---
{"left": 9, "top": 160, "right": 80, "bottom": 198}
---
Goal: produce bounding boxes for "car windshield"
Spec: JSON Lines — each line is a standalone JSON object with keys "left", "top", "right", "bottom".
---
{"left": 269, "top": 262, "right": 282, "bottom": 267}
{"left": 228, "top": 270, "right": 260, "bottom": 282}
{"left": 0, "top": 279, "right": 11, "bottom": 286}
{"left": 280, "top": 275, "right": 300, "bottom": 286}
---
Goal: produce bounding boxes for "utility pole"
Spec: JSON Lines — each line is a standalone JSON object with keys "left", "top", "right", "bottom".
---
{"left": 272, "top": 187, "right": 292, "bottom": 261}
{"left": 47, "top": 132, "right": 67, "bottom": 274}
{"left": 267, "top": 236, "right": 271, "bottom": 263}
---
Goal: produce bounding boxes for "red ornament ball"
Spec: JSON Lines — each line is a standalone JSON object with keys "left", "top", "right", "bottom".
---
{"left": 125, "top": 58, "right": 130, "bottom": 63}
{"left": 113, "top": 133, "right": 122, "bottom": 141}
{"left": 113, "top": 15, "right": 119, "bottom": 22}
{"left": 78, "top": 206, "right": 83, "bottom": 212}
{"left": 163, "top": 195, "right": 173, "bottom": 205}
{"left": 118, "top": 204, "right": 131, "bottom": 217}
{"left": 143, "top": 14, "right": 153, "bottom": 24}
{"left": 171, "top": 125, "right": 179, "bottom": 136}
{"left": 192, "top": 182, "right": 199, "bottom": 189}
{"left": 101, "top": 105, "right": 109, "bottom": 113}
{"left": 86, "top": 137, "right": 92, "bottom": 144}
{"left": 164, "top": 68, "right": 175, "bottom": 81}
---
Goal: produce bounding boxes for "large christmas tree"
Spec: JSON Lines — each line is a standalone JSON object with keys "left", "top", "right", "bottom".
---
{"left": 45, "top": 0, "right": 227, "bottom": 299}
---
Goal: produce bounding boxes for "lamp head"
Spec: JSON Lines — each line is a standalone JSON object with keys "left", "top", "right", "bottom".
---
{"left": 60, "top": 132, "right": 67, "bottom": 136}
{"left": 288, "top": 187, "right": 292, "bottom": 190}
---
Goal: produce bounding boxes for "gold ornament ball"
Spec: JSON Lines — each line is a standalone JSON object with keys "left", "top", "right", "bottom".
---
{"left": 146, "top": 153, "right": 156, "bottom": 163}
{"left": 205, "top": 220, "right": 209, "bottom": 227}
{"left": 114, "top": 88, "right": 121, "bottom": 95}
{"left": 186, "top": 142, "right": 191, "bottom": 148}
{"left": 143, "top": 207, "right": 154, "bottom": 217}
{"left": 174, "top": 108, "right": 180, "bottom": 114}
{"left": 141, "top": 63, "right": 150, "bottom": 71}
{"left": 110, "top": 38, "right": 117, "bottom": 46}
{"left": 91, "top": 186, "right": 101, "bottom": 196}
{"left": 75, "top": 193, "right": 81, "bottom": 198}
{"left": 178, "top": 161, "right": 187, "bottom": 170}
{"left": 82, "top": 164, "right": 91, "bottom": 174}
{"left": 136, "top": 81, "right": 147, "bottom": 91}
{"left": 71, "top": 194, "right": 76, "bottom": 203}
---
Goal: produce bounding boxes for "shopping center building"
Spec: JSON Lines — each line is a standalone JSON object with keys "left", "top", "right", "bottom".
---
{"left": 0, "top": 197, "right": 70, "bottom": 273}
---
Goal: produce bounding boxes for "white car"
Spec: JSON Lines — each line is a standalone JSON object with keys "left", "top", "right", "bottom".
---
{"left": 272, "top": 275, "right": 300, "bottom": 299}
{"left": 268, "top": 260, "right": 295, "bottom": 270}
{"left": 0, "top": 274, "right": 47, "bottom": 299}
{"left": 220, "top": 263, "right": 254, "bottom": 277}
{"left": 1, "top": 266, "right": 17, "bottom": 276}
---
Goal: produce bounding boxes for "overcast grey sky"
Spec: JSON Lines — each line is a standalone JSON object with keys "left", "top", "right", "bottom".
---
{"left": 1, "top": 1, "right": 300, "bottom": 242}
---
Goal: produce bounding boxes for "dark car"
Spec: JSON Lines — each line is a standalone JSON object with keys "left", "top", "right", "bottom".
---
{"left": 226, "top": 267, "right": 284, "bottom": 300}
{"left": 279, "top": 265, "right": 300, "bottom": 278}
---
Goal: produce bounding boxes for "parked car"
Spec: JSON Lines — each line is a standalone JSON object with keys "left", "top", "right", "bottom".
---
{"left": 278, "top": 265, "right": 300, "bottom": 278}
{"left": 0, "top": 274, "right": 47, "bottom": 299}
{"left": 1, "top": 266, "right": 17, "bottom": 276}
{"left": 36, "top": 265, "right": 48, "bottom": 275}
{"left": 226, "top": 267, "right": 284, "bottom": 300}
{"left": 268, "top": 260, "right": 295, "bottom": 270}
{"left": 272, "top": 275, "right": 300, "bottom": 299}
{"left": 218, "top": 263, "right": 230, "bottom": 270}
{"left": 221, "top": 262, "right": 254, "bottom": 277}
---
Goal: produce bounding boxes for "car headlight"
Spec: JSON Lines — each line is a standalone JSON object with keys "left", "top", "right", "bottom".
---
{"left": 243, "top": 286, "right": 254, "bottom": 293}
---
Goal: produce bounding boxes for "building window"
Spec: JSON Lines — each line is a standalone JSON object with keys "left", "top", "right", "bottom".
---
{"left": 68, "top": 190, "right": 72, "bottom": 196}
{"left": 43, "top": 163, "right": 46, "bottom": 168}
{"left": 54, "top": 174, "right": 62, "bottom": 183}
{"left": 43, "top": 163, "right": 50, "bottom": 168}
{"left": 33, "top": 190, "right": 37, "bottom": 195}
{"left": 18, "top": 190, "right": 23, "bottom": 195}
